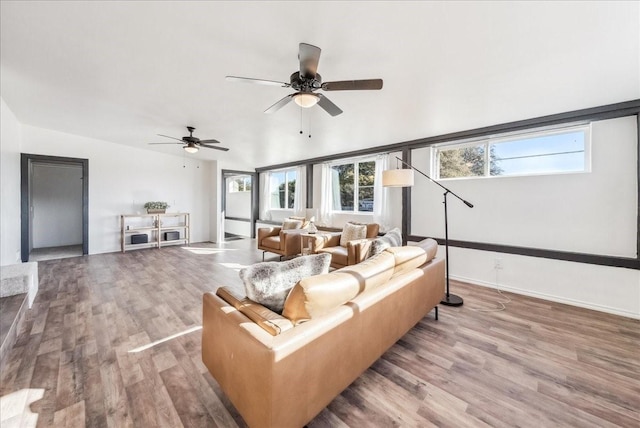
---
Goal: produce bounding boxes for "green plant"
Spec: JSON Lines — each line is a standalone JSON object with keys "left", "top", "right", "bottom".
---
{"left": 144, "top": 201, "right": 169, "bottom": 210}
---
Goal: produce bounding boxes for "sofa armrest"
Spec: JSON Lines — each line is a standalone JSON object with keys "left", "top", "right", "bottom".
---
{"left": 346, "top": 238, "right": 374, "bottom": 265}
{"left": 309, "top": 232, "right": 341, "bottom": 252}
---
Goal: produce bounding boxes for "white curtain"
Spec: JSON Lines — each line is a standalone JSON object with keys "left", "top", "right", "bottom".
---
{"left": 373, "top": 154, "right": 392, "bottom": 231}
{"left": 260, "top": 172, "right": 271, "bottom": 220}
{"left": 293, "top": 165, "right": 306, "bottom": 217}
{"left": 318, "top": 163, "right": 336, "bottom": 226}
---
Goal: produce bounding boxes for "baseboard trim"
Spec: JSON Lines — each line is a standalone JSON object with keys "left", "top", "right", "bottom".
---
{"left": 450, "top": 275, "right": 640, "bottom": 320}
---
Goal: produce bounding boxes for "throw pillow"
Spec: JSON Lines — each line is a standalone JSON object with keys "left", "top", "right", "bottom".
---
{"left": 239, "top": 253, "right": 331, "bottom": 313}
{"left": 288, "top": 216, "right": 310, "bottom": 229}
{"left": 282, "top": 219, "right": 303, "bottom": 230}
{"left": 339, "top": 222, "right": 367, "bottom": 247}
{"left": 369, "top": 227, "right": 403, "bottom": 257}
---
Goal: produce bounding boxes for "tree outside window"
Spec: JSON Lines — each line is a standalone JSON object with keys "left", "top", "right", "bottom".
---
{"left": 332, "top": 160, "right": 375, "bottom": 212}
{"left": 270, "top": 170, "right": 296, "bottom": 209}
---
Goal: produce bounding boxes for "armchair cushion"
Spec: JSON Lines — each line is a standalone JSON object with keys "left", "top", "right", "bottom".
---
{"left": 339, "top": 222, "right": 367, "bottom": 247}
{"left": 239, "top": 253, "right": 331, "bottom": 313}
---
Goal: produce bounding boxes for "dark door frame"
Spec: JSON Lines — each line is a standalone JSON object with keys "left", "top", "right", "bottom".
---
{"left": 221, "top": 169, "right": 258, "bottom": 239}
{"left": 21, "top": 153, "right": 89, "bottom": 261}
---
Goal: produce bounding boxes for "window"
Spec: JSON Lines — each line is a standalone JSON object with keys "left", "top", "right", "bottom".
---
{"left": 434, "top": 124, "right": 590, "bottom": 179}
{"left": 228, "top": 175, "right": 252, "bottom": 193}
{"left": 331, "top": 159, "right": 375, "bottom": 212}
{"left": 270, "top": 169, "right": 296, "bottom": 209}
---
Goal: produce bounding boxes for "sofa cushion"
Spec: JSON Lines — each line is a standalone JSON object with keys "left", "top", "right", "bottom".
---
{"left": 239, "top": 253, "right": 331, "bottom": 313}
{"left": 317, "top": 246, "right": 348, "bottom": 266}
{"left": 369, "top": 227, "right": 403, "bottom": 257}
{"left": 282, "top": 251, "right": 396, "bottom": 323}
{"left": 386, "top": 246, "right": 428, "bottom": 276}
{"left": 415, "top": 238, "right": 438, "bottom": 262}
{"left": 339, "top": 222, "right": 367, "bottom": 247}
{"left": 261, "top": 236, "right": 282, "bottom": 250}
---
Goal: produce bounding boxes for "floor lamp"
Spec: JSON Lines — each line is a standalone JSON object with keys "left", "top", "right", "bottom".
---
{"left": 383, "top": 156, "right": 473, "bottom": 306}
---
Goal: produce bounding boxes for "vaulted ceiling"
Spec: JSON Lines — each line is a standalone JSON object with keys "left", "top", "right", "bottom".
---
{"left": 1, "top": 1, "right": 638, "bottom": 169}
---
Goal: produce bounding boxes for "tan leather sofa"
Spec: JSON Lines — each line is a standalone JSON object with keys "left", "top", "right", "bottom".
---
{"left": 202, "top": 239, "right": 444, "bottom": 428}
{"left": 311, "top": 222, "right": 380, "bottom": 269}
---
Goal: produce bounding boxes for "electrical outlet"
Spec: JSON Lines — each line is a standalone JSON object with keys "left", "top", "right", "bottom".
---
{"left": 494, "top": 258, "right": 503, "bottom": 270}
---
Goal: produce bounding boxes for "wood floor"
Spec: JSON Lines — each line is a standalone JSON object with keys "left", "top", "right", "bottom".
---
{"left": 1, "top": 239, "right": 638, "bottom": 427}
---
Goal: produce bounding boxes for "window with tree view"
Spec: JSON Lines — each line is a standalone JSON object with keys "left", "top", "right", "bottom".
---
{"left": 332, "top": 160, "right": 375, "bottom": 212}
{"left": 435, "top": 124, "right": 590, "bottom": 179}
{"left": 270, "top": 170, "right": 296, "bottom": 209}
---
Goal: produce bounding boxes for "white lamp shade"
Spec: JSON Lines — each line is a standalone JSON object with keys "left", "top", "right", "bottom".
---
{"left": 382, "top": 168, "right": 414, "bottom": 187}
{"left": 294, "top": 93, "right": 319, "bottom": 108}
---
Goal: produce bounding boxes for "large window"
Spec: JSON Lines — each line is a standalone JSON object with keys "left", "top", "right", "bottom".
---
{"left": 331, "top": 159, "right": 375, "bottom": 212}
{"left": 270, "top": 169, "right": 296, "bottom": 209}
{"left": 228, "top": 175, "right": 252, "bottom": 193}
{"left": 434, "top": 124, "right": 590, "bottom": 179}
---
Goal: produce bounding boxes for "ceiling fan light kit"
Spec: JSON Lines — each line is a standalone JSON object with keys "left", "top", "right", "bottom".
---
{"left": 293, "top": 93, "right": 319, "bottom": 108}
{"left": 183, "top": 143, "right": 199, "bottom": 154}
{"left": 226, "top": 42, "right": 383, "bottom": 117}
{"left": 149, "top": 126, "right": 229, "bottom": 153}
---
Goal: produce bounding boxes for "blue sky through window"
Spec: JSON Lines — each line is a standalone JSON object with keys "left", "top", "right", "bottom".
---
{"left": 491, "top": 131, "right": 585, "bottom": 176}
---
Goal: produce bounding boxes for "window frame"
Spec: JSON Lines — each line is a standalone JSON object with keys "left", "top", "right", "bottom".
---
{"left": 432, "top": 122, "right": 592, "bottom": 180}
{"left": 268, "top": 168, "right": 297, "bottom": 210}
{"left": 330, "top": 157, "right": 377, "bottom": 214}
{"left": 228, "top": 175, "right": 252, "bottom": 193}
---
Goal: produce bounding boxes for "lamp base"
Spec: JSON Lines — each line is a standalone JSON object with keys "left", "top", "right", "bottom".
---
{"left": 440, "top": 294, "right": 464, "bottom": 307}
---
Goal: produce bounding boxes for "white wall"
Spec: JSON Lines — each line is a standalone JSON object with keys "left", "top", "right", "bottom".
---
{"left": 410, "top": 116, "right": 639, "bottom": 318}
{"left": 31, "top": 163, "right": 83, "bottom": 248}
{"left": 20, "top": 125, "right": 214, "bottom": 254}
{"left": 0, "top": 97, "right": 22, "bottom": 265}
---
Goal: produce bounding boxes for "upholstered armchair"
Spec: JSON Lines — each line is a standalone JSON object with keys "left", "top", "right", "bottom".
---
{"left": 313, "top": 223, "right": 380, "bottom": 269}
{"left": 257, "top": 226, "right": 305, "bottom": 260}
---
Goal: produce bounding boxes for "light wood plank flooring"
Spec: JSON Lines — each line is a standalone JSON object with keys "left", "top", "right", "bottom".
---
{"left": 1, "top": 239, "right": 638, "bottom": 427}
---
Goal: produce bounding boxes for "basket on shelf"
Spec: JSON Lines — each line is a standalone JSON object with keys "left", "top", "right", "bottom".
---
{"left": 144, "top": 201, "right": 169, "bottom": 214}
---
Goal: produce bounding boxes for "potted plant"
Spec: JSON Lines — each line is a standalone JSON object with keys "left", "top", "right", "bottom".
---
{"left": 144, "top": 201, "right": 170, "bottom": 214}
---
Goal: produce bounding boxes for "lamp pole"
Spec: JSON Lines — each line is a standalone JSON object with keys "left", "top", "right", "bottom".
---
{"left": 393, "top": 157, "right": 472, "bottom": 307}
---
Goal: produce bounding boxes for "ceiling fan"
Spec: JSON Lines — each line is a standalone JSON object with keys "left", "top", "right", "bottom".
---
{"left": 149, "top": 126, "right": 229, "bottom": 153}
{"left": 226, "top": 43, "right": 383, "bottom": 116}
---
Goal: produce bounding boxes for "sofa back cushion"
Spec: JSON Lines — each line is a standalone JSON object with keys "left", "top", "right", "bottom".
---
{"left": 239, "top": 253, "right": 331, "bottom": 313}
{"left": 385, "top": 246, "right": 428, "bottom": 276}
{"left": 282, "top": 251, "right": 396, "bottom": 323}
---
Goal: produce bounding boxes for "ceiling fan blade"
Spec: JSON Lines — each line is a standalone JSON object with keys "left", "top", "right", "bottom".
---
{"left": 225, "top": 76, "right": 290, "bottom": 87}
{"left": 264, "top": 94, "right": 294, "bottom": 114}
{"left": 199, "top": 144, "right": 230, "bottom": 152}
{"left": 149, "top": 142, "right": 181, "bottom": 145}
{"left": 322, "top": 79, "right": 383, "bottom": 91}
{"left": 199, "top": 139, "right": 221, "bottom": 144}
{"left": 316, "top": 94, "right": 343, "bottom": 116}
{"left": 299, "top": 43, "right": 321, "bottom": 78}
{"left": 157, "top": 134, "right": 185, "bottom": 142}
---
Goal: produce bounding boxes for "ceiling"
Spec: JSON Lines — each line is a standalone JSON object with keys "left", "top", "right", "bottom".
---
{"left": 1, "top": 1, "right": 638, "bottom": 169}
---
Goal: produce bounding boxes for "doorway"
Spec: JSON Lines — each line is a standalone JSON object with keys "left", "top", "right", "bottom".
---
{"left": 221, "top": 169, "right": 258, "bottom": 241}
{"left": 21, "top": 154, "right": 89, "bottom": 262}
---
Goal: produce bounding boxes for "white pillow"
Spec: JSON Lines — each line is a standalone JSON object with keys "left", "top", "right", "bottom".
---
{"left": 339, "top": 222, "right": 367, "bottom": 247}
{"left": 282, "top": 219, "right": 303, "bottom": 230}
